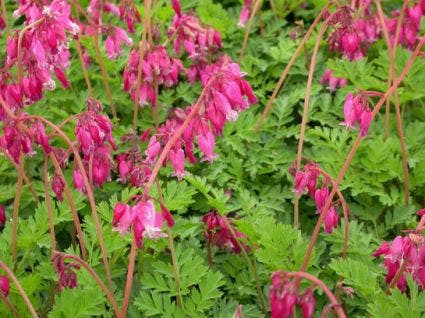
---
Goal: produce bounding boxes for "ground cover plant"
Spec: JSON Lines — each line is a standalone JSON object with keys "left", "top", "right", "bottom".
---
{"left": 1, "top": 0, "right": 425, "bottom": 316}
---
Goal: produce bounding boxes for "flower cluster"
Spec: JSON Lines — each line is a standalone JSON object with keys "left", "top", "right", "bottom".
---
{"left": 73, "top": 99, "right": 116, "bottom": 192}
{"left": 202, "top": 210, "right": 248, "bottom": 254}
{"left": 105, "top": 26, "right": 133, "bottom": 60}
{"left": 119, "top": 1, "right": 141, "bottom": 34}
{"left": 292, "top": 163, "right": 340, "bottom": 234}
{"left": 374, "top": 233, "right": 425, "bottom": 291}
{"left": 113, "top": 200, "right": 172, "bottom": 248}
{"left": 87, "top": 0, "right": 119, "bottom": 24}
{"left": 146, "top": 55, "right": 257, "bottom": 179}
{"left": 123, "top": 45, "right": 183, "bottom": 106}
{"left": 270, "top": 271, "right": 316, "bottom": 318}
{"left": 5, "top": 0, "right": 79, "bottom": 108}
{"left": 0, "top": 275, "right": 9, "bottom": 297}
{"left": 341, "top": 93, "right": 372, "bottom": 136}
{"left": 387, "top": 3, "right": 424, "bottom": 49}
{"left": 85, "top": 0, "right": 133, "bottom": 60}
{"left": 0, "top": 118, "right": 51, "bottom": 163}
{"left": 168, "top": 0, "right": 222, "bottom": 81}
{"left": 320, "top": 69, "right": 348, "bottom": 92}
{"left": 52, "top": 253, "right": 80, "bottom": 292}
{"left": 327, "top": 2, "right": 382, "bottom": 60}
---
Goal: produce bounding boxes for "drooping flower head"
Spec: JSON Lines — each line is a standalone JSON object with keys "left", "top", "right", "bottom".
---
{"left": 374, "top": 233, "right": 425, "bottom": 291}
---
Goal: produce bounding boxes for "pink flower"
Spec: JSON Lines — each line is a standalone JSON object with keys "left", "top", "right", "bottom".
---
{"left": 30, "top": 121, "right": 51, "bottom": 153}
{"left": 320, "top": 69, "right": 348, "bottom": 91}
{"left": 202, "top": 211, "right": 248, "bottom": 254}
{"left": 52, "top": 174, "right": 65, "bottom": 202}
{"left": 169, "top": 148, "right": 186, "bottom": 181}
{"left": 0, "top": 275, "right": 10, "bottom": 297}
{"left": 314, "top": 187, "right": 329, "bottom": 213}
{"left": 105, "top": 27, "right": 133, "bottom": 59}
{"left": 341, "top": 93, "right": 372, "bottom": 136}
{"left": 52, "top": 253, "right": 79, "bottom": 292}
{"left": 0, "top": 205, "right": 5, "bottom": 229}
{"left": 324, "top": 206, "right": 339, "bottom": 234}
{"left": 73, "top": 169, "right": 86, "bottom": 193}
{"left": 112, "top": 203, "right": 134, "bottom": 235}
{"left": 238, "top": 1, "right": 252, "bottom": 28}
{"left": 359, "top": 108, "right": 372, "bottom": 136}
{"left": 146, "top": 136, "right": 161, "bottom": 163}
{"left": 133, "top": 200, "right": 166, "bottom": 248}
{"left": 270, "top": 272, "right": 297, "bottom": 318}
{"left": 298, "top": 289, "right": 316, "bottom": 318}
{"left": 374, "top": 234, "right": 425, "bottom": 291}
{"left": 161, "top": 205, "right": 175, "bottom": 228}
{"left": 294, "top": 171, "right": 307, "bottom": 195}
{"left": 198, "top": 131, "right": 217, "bottom": 162}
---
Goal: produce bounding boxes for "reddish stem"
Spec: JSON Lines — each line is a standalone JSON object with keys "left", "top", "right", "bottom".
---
{"left": 308, "top": 165, "right": 350, "bottom": 258}
{"left": 120, "top": 238, "right": 137, "bottom": 317}
{"left": 376, "top": 0, "right": 410, "bottom": 205}
{"left": 0, "top": 293, "right": 21, "bottom": 318}
{"left": 59, "top": 253, "right": 120, "bottom": 317}
{"left": 43, "top": 158, "right": 57, "bottom": 253}
{"left": 254, "top": 5, "right": 329, "bottom": 132}
{"left": 0, "top": 99, "right": 113, "bottom": 291}
{"left": 239, "top": 0, "right": 262, "bottom": 63}
{"left": 11, "top": 153, "right": 24, "bottom": 266}
{"left": 0, "top": 262, "right": 38, "bottom": 318}
{"left": 294, "top": 17, "right": 330, "bottom": 227}
{"left": 132, "top": 0, "right": 151, "bottom": 130}
{"left": 285, "top": 272, "right": 346, "bottom": 318}
{"left": 121, "top": 78, "right": 215, "bottom": 317}
{"left": 387, "top": 260, "right": 407, "bottom": 292}
{"left": 155, "top": 181, "right": 183, "bottom": 308}
{"left": 75, "top": 37, "right": 94, "bottom": 97}
{"left": 0, "top": 0, "right": 9, "bottom": 37}
{"left": 92, "top": 34, "right": 117, "bottom": 120}
{"left": 49, "top": 154, "right": 87, "bottom": 260}
{"left": 0, "top": 149, "right": 40, "bottom": 203}
{"left": 300, "top": 36, "right": 425, "bottom": 272}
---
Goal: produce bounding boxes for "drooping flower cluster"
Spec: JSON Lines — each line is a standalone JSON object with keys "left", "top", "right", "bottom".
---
{"left": 327, "top": 1, "right": 425, "bottom": 60}
{"left": 327, "top": 2, "right": 383, "bottom": 60}
{"left": 73, "top": 99, "right": 116, "bottom": 192}
{"left": 168, "top": 0, "right": 222, "bottom": 81}
{"left": 374, "top": 233, "right": 425, "bottom": 291}
{"left": 386, "top": 3, "right": 423, "bottom": 50}
{"left": 341, "top": 93, "right": 372, "bottom": 136}
{"left": 87, "top": 0, "right": 119, "bottom": 24}
{"left": 0, "top": 118, "right": 51, "bottom": 163}
{"left": 52, "top": 253, "right": 80, "bottom": 292}
{"left": 119, "top": 1, "right": 141, "bottom": 34}
{"left": 144, "top": 55, "right": 257, "bottom": 180}
{"left": 113, "top": 200, "right": 172, "bottom": 248}
{"left": 84, "top": 0, "right": 133, "bottom": 60}
{"left": 105, "top": 26, "right": 133, "bottom": 59}
{"left": 270, "top": 271, "right": 316, "bottom": 318}
{"left": 123, "top": 46, "right": 183, "bottom": 106}
{"left": 202, "top": 210, "right": 248, "bottom": 254}
{"left": 327, "top": 6, "right": 368, "bottom": 60}
{"left": 320, "top": 69, "right": 348, "bottom": 92}
{"left": 292, "top": 162, "right": 340, "bottom": 234}
{"left": 4, "top": 0, "right": 79, "bottom": 108}
{"left": 0, "top": 275, "right": 10, "bottom": 297}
